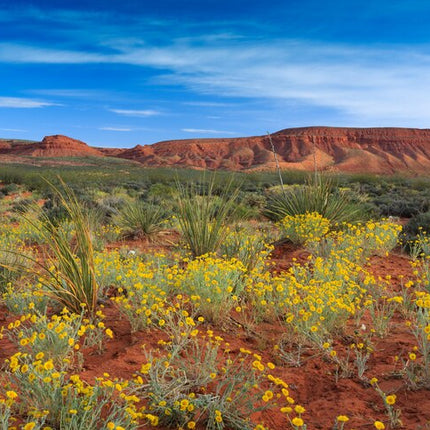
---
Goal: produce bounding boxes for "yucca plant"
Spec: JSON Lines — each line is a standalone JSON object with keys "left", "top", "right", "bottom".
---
{"left": 175, "top": 176, "right": 242, "bottom": 257}
{"left": 266, "top": 174, "right": 365, "bottom": 225}
{"left": 5, "top": 179, "right": 99, "bottom": 315}
{"left": 113, "top": 200, "right": 167, "bottom": 241}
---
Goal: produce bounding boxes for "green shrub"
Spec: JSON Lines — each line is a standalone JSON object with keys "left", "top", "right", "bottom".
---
{"left": 134, "top": 336, "right": 285, "bottom": 430}
{"left": 374, "top": 193, "right": 429, "bottom": 217}
{"left": 175, "top": 176, "right": 242, "bottom": 257}
{"left": 402, "top": 211, "right": 430, "bottom": 254}
{"left": 113, "top": 200, "right": 168, "bottom": 241}
{"left": 219, "top": 222, "right": 274, "bottom": 272}
{"left": 4, "top": 354, "right": 139, "bottom": 429}
{"left": 41, "top": 197, "right": 70, "bottom": 226}
{"left": 2, "top": 183, "right": 19, "bottom": 195}
{"left": 19, "top": 179, "right": 99, "bottom": 315}
{"left": 278, "top": 212, "right": 331, "bottom": 246}
{"left": 404, "top": 211, "right": 430, "bottom": 236}
{"left": 265, "top": 174, "right": 366, "bottom": 225}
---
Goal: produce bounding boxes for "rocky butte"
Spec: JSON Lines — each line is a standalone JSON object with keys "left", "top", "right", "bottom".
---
{"left": 1, "top": 127, "right": 430, "bottom": 175}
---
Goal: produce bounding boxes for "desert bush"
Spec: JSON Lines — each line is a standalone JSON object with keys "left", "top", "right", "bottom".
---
{"left": 175, "top": 176, "right": 242, "bottom": 257}
{"left": 404, "top": 211, "right": 430, "bottom": 237}
{"left": 147, "top": 182, "right": 176, "bottom": 199}
{"left": 220, "top": 191, "right": 267, "bottom": 221}
{"left": 0, "top": 233, "right": 33, "bottom": 293}
{"left": 96, "top": 195, "right": 127, "bottom": 220}
{"left": 173, "top": 255, "right": 247, "bottom": 323}
{"left": 83, "top": 205, "right": 110, "bottom": 250}
{"left": 41, "top": 197, "right": 70, "bottom": 226}
{"left": 408, "top": 232, "right": 430, "bottom": 259}
{"left": 265, "top": 174, "right": 366, "bottom": 225}
{"left": 374, "top": 192, "right": 429, "bottom": 218}
{"left": 10, "top": 204, "right": 47, "bottom": 245}
{"left": 113, "top": 200, "right": 168, "bottom": 241}
{"left": 2, "top": 282, "right": 49, "bottom": 314}
{"left": 0, "top": 250, "right": 31, "bottom": 293}
{"left": 6, "top": 309, "right": 112, "bottom": 364}
{"left": 133, "top": 335, "right": 289, "bottom": 430}
{"left": 219, "top": 223, "right": 274, "bottom": 272}
{"left": 2, "top": 183, "right": 19, "bottom": 195}
{"left": 403, "top": 292, "right": 430, "bottom": 388}
{"left": 15, "top": 179, "right": 100, "bottom": 315}
{"left": 308, "top": 219, "right": 402, "bottom": 264}
{"left": 402, "top": 211, "right": 430, "bottom": 254}
{"left": 4, "top": 353, "right": 140, "bottom": 429}
{"left": 278, "top": 212, "right": 330, "bottom": 246}
{"left": 97, "top": 250, "right": 174, "bottom": 331}
{"left": 361, "top": 219, "right": 402, "bottom": 256}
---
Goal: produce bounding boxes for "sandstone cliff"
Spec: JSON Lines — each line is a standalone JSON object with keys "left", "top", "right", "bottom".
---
{"left": 1, "top": 127, "right": 430, "bottom": 175}
{"left": 116, "top": 127, "right": 430, "bottom": 174}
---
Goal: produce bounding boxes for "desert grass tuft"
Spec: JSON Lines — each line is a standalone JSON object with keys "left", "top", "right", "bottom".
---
{"left": 175, "top": 175, "right": 242, "bottom": 257}
{"left": 266, "top": 174, "right": 366, "bottom": 225}
{"left": 9, "top": 178, "right": 100, "bottom": 315}
{"left": 113, "top": 200, "right": 167, "bottom": 241}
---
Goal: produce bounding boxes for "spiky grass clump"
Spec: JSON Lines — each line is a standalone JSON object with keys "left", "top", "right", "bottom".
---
{"left": 8, "top": 179, "right": 100, "bottom": 315}
{"left": 113, "top": 200, "right": 167, "bottom": 241}
{"left": 266, "top": 174, "right": 365, "bottom": 225}
{"left": 175, "top": 177, "right": 241, "bottom": 257}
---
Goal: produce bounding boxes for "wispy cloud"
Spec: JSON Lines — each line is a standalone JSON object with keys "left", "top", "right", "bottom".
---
{"left": 0, "top": 44, "right": 104, "bottom": 64}
{"left": 99, "top": 127, "right": 132, "bottom": 131}
{"left": 29, "top": 89, "right": 105, "bottom": 98}
{"left": 182, "top": 128, "right": 237, "bottom": 135}
{"left": 109, "top": 108, "right": 161, "bottom": 117}
{"left": 2, "top": 34, "right": 430, "bottom": 124}
{"left": 0, "top": 96, "right": 57, "bottom": 108}
{"left": 182, "top": 101, "right": 234, "bottom": 107}
{"left": 0, "top": 128, "right": 27, "bottom": 132}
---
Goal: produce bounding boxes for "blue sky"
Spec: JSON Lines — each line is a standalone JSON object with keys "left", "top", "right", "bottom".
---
{"left": 1, "top": 0, "right": 430, "bottom": 147}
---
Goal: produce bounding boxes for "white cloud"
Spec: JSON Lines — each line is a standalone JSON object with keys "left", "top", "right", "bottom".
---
{"left": 0, "top": 44, "right": 104, "bottom": 64}
{"left": 0, "top": 96, "right": 56, "bottom": 108}
{"left": 0, "top": 128, "right": 27, "bottom": 132}
{"left": 2, "top": 38, "right": 430, "bottom": 125}
{"left": 182, "top": 101, "right": 233, "bottom": 107}
{"left": 182, "top": 128, "right": 237, "bottom": 135}
{"left": 29, "top": 89, "right": 105, "bottom": 98}
{"left": 99, "top": 127, "right": 132, "bottom": 131}
{"left": 109, "top": 108, "right": 161, "bottom": 117}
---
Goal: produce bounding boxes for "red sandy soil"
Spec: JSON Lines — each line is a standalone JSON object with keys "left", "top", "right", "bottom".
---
{"left": 2, "top": 126, "right": 430, "bottom": 174}
{"left": 0, "top": 240, "right": 429, "bottom": 429}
